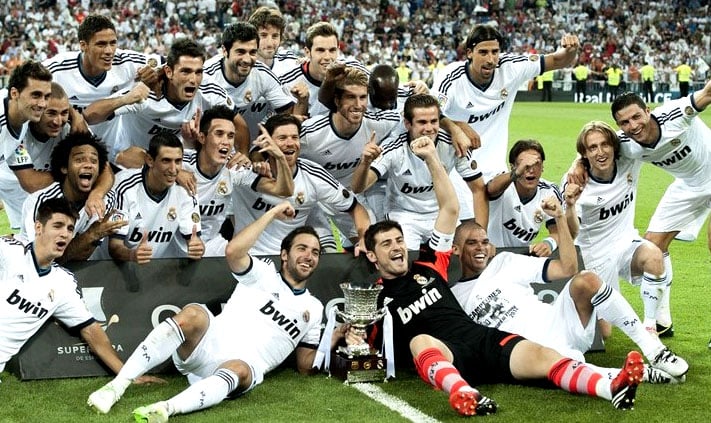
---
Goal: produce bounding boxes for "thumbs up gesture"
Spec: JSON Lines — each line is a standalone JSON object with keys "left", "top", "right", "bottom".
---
{"left": 132, "top": 230, "right": 153, "bottom": 264}
{"left": 187, "top": 224, "right": 205, "bottom": 260}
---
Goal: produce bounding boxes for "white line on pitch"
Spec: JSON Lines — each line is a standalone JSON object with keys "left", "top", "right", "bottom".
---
{"left": 350, "top": 383, "right": 442, "bottom": 423}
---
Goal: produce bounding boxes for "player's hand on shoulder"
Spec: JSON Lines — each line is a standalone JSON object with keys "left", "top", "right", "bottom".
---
{"left": 176, "top": 169, "right": 197, "bottom": 196}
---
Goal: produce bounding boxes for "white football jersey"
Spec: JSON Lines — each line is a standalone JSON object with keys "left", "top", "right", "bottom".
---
{"left": 299, "top": 110, "right": 401, "bottom": 188}
{"left": 218, "top": 256, "right": 323, "bottom": 373}
{"left": 22, "top": 124, "right": 70, "bottom": 172}
{"left": 20, "top": 181, "right": 117, "bottom": 241}
{"left": 451, "top": 252, "right": 550, "bottom": 334}
{"left": 0, "top": 91, "right": 30, "bottom": 168}
{"left": 279, "top": 59, "right": 370, "bottom": 118}
{"left": 487, "top": 179, "right": 562, "bottom": 248}
{"left": 43, "top": 49, "right": 159, "bottom": 141}
{"left": 203, "top": 56, "right": 295, "bottom": 142}
{"left": 182, "top": 150, "right": 258, "bottom": 242}
{"left": 111, "top": 168, "right": 202, "bottom": 258}
{"left": 231, "top": 158, "right": 357, "bottom": 255}
{"left": 569, "top": 156, "right": 643, "bottom": 265}
{"left": 618, "top": 95, "right": 711, "bottom": 188}
{"left": 0, "top": 237, "right": 94, "bottom": 370}
{"left": 431, "top": 54, "right": 544, "bottom": 180}
{"left": 372, "top": 130, "right": 481, "bottom": 217}
{"left": 267, "top": 50, "right": 299, "bottom": 78}
{"left": 108, "top": 83, "right": 234, "bottom": 159}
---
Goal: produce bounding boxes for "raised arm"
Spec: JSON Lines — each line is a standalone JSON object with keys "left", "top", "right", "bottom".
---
{"left": 82, "top": 82, "right": 150, "bottom": 124}
{"left": 692, "top": 79, "right": 711, "bottom": 110}
{"left": 411, "top": 136, "right": 459, "bottom": 235}
{"left": 543, "top": 34, "right": 580, "bottom": 71}
{"left": 539, "top": 196, "right": 578, "bottom": 280}
{"left": 351, "top": 131, "right": 381, "bottom": 193}
{"left": 225, "top": 201, "right": 295, "bottom": 273}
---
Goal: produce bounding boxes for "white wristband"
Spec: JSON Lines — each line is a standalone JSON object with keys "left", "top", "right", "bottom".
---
{"left": 542, "top": 237, "right": 557, "bottom": 251}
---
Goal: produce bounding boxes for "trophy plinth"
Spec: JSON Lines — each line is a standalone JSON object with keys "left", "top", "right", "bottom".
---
{"left": 331, "top": 283, "right": 387, "bottom": 383}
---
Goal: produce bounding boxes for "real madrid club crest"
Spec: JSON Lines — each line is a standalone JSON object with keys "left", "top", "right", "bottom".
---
{"left": 413, "top": 274, "right": 428, "bottom": 285}
{"left": 296, "top": 192, "right": 305, "bottom": 205}
{"left": 684, "top": 106, "right": 694, "bottom": 116}
{"left": 244, "top": 90, "right": 253, "bottom": 103}
{"left": 48, "top": 289, "right": 55, "bottom": 302}
{"left": 111, "top": 86, "right": 119, "bottom": 94}
{"left": 626, "top": 172, "right": 633, "bottom": 185}
{"left": 303, "top": 310, "right": 310, "bottom": 323}
{"left": 533, "top": 209, "right": 545, "bottom": 224}
{"left": 529, "top": 54, "right": 539, "bottom": 62}
{"left": 217, "top": 180, "right": 229, "bottom": 196}
{"left": 167, "top": 207, "right": 177, "bottom": 221}
{"left": 671, "top": 138, "right": 681, "bottom": 147}
{"left": 148, "top": 57, "right": 158, "bottom": 68}
{"left": 470, "top": 160, "right": 478, "bottom": 170}
{"left": 500, "top": 88, "right": 508, "bottom": 99}
{"left": 191, "top": 212, "right": 201, "bottom": 223}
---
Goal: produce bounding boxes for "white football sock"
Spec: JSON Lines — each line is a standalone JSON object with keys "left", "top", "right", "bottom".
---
{"left": 655, "top": 253, "right": 673, "bottom": 326}
{"left": 117, "top": 318, "right": 185, "bottom": 382}
{"left": 167, "top": 368, "right": 239, "bottom": 415}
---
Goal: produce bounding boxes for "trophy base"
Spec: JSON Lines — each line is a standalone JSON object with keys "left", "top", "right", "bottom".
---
{"left": 330, "top": 352, "right": 387, "bottom": 384}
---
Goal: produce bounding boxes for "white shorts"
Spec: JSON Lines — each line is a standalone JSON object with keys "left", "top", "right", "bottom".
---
{"left": 648, "top": 179, "right": 711, "bottom": 240}
{"left": 520, "top": 280, "right": 597, "bottom": 362}
{"left": 585, "top": 238, "right": 651, "bottom": 291}
{"left": 173, "top": 304, "right": 263, "bottom": 391}
{"left": 386, "top": 210, "right": 437, "bottom": 249}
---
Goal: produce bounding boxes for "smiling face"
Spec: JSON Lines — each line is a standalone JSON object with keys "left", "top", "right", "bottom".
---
{"left": 37, "top": 96, "right": 71, "bottom": 138}
{"left": 582, "top": 130, "right": 616, "bottom": 179}
{"left": 224, "top": 39, "right": 259, "bottom": 83}
{"left": 366, "top": 227, "right": 409, "bottom": 279}
{"left": 613, "top": 103, "right": 655, "bottom": 145}
{"left": 335, "top": 84, "right": 368, "bottom": 127}
{"left": 406, "top": 105, "right": 440, "bottom": 141}
{"left": 146, "top": 145, "right": 183, "bottom": 192}
{"left": 453, "top": 225, "right": 491, "bottom": 278}
{"left": 34, "top": 212, "right": 75, "bottom": 264}
{"left": 80, "top": 28, "right": 118, "bottom": 76}
{"left": 467, "top": 40, "right": 500, "bottom": 86}
{"left": 271, "top": 123, "right": 301, "bottom": 169}
{"left": 12, "top": 78, "right": 52, "bottom": 124}
{"left": 165, "top": 55, "right": 204, "bottom": 103}
{"left": 257, "top": 24, "right": 282, "bottom": 62}
{"left": 281, "top": 233, "right": 321, "bottom": 284}
{"left": 305, "top": 35, "right": 339, "bottom": 81}
{"left": 62, "top": 144, "right": 101, "bottom": 195}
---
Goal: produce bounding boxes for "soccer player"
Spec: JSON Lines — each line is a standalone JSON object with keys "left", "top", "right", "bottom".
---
{"left": 0, "top": 61, "right": 52, "bottom": 230}
{"left": 83, "top": 38, "right": 240, "bottom": 168}
{"left": 181, "top": 105, "right": 293, "bottom": 256}
{"left": 486, "top": 139, "right": 570, "bottom": 256}
{"left": 431, "top": 24, "right": 580, "bottom": 181}
{"left": 42, "top": 15, "right": 159, "bottom": 142}
{"left": 20, "top": 132, "right": 124, "bottom": 262}
{"left": 202, "top": 22, "right": 305, "bottom": 154}
{"left": 247, "top": 6, "right": 299, "bottom": 76}
{"left": 0, "top": 197, "right": 160, "bottom": 385}
{"left": 352, "top": 94, "right": 486, "bottom": 248}
{"left": 298, "top": 67, "right": 400, "bottom": 238}
{"left": 451, "top": 203, "right": 688, "bottom": 382}
{"left": 108, "top": 132, "right": 205, "bottom": 263}
{"left": 87, "top": 201, "right": 343, "bottom": 421}
{"left": 279, "top": 22, "right": 369, "bottom": 118}
{"left": 231, "top": 113, "right": 370, "bottom": 255}
{"left": 567, "top": 121, "right": 670, "bottom": 335}
{"left": 570, "top": 82, "right": 711, "bottom": 338}
{"left": 363, "top": 135, "right": 644, "bottom": 416}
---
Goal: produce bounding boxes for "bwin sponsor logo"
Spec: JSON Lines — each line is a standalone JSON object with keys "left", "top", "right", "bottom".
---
{"left": 252, "top": 198, "right": 300, "bottom": 217}
{"left": 260, "top": 300, "right": 302, "bottom": 339}
{"left": 599, "top": 192, "right": 634, "bottom": 220}
{"left": 128, "top": 226, "right": 173, "bottom": 243}
{"left": 651, "top": 145, "right": 691, "bottom": 167}
{"left": 325, "top": 158, "right": 360, "bottom": 171}
{"left": 503, "top": 218, "right": 538, "bottom": 242}
{"left": 396, "top": 287, "right": 443, "bottom": 324}
{"left": 467, "top": 102, "right": 505, "bottom": 123}
{"left": 200, "top": 200, "right": 225, "bottom": 217}
{"left": 6, "top": 289, "right": 48, "bottom": 319}
{"left": 400, "top": 182, "right": 434, "bottom": 194}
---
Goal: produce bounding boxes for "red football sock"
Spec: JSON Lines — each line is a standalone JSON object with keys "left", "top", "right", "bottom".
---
{"left": 413, "top": 347, "right": 476, "bottom": 395}
{"left": 548, "top": 357, "right": 604, "bottom": 396}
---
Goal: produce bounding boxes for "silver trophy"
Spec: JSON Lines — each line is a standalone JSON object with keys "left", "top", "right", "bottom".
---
{"left": 336, "top": 282, "right": 386, "bottom": 357}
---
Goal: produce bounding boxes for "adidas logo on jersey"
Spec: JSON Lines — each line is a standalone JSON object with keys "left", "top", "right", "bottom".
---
{"left": 396, "top": 287, "right": 443, "bottom": 324}
{"left": 323, "top": 150, "right": 333, "bottom": 156}
{"left": 466, "top": 101, "right": 474, "bottom": 108}
{"left": 259, "top": 300, "right": 302, "bottom": 340}
{"left": 514, "top": 205, "right": 522, "bottom": 212}
{"left": 596, "top": 197, "right": 605, "bottom": 204}
{"left": 403, "top": 169, "right": 412, "bottom": 176}
{"left": 6, "top": 289, "right": 49, "bottom": 319}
